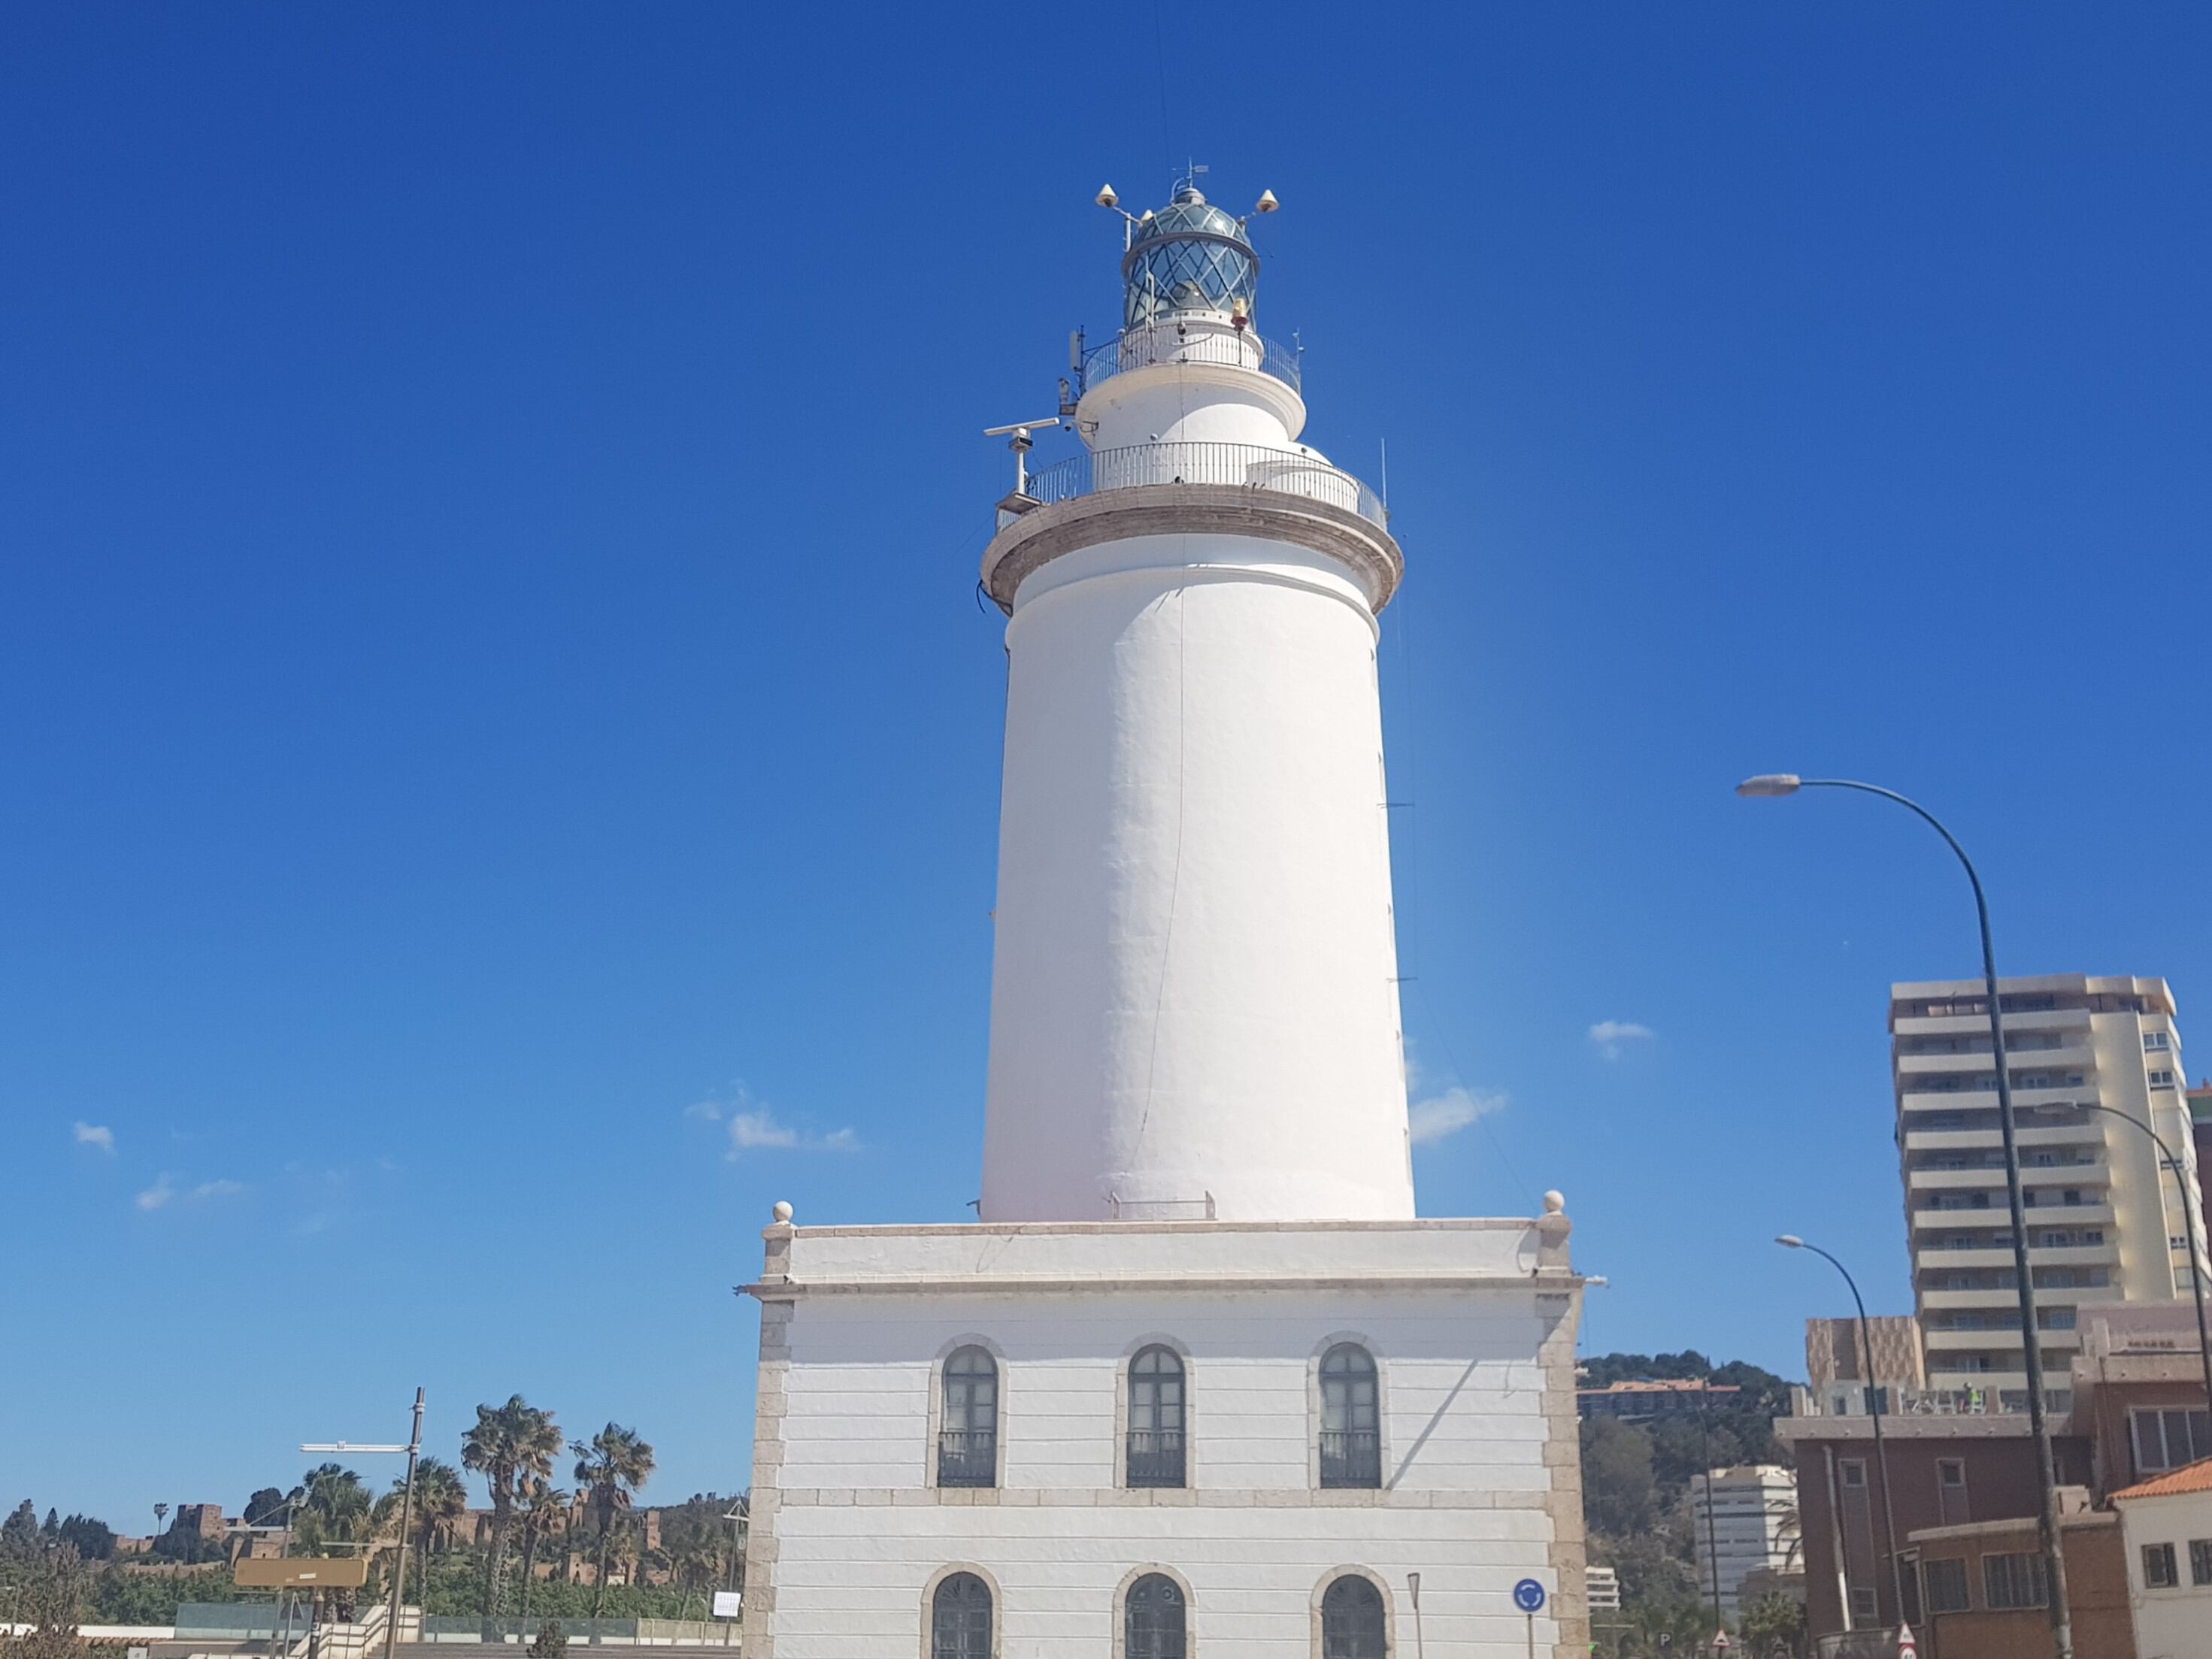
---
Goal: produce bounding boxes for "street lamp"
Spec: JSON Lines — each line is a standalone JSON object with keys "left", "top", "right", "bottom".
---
{"left": 1738, "top": 774, "right": 2074, "bottom": 1659}
{"left": 2068, "top": 1103, "right": 2212, "bottom": 1416}
{"left": 304, "top": 1386, "right": 424, "bottom": 1659}
{"left": 1777, "top": 1235, "right": 1911, "bottom": 1654}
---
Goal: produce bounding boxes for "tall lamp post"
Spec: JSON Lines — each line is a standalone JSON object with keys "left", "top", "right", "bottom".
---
{"left": 2071, "top": 1103, "right": 2212, "bottom": 1415}
{"left": 303, "top": 1385, "right": 425, "bottom": 1659}
{"left": 1738, "top": 774, "right": 2073, "bottom": 1659}
{"left": 1777, "top": 1235, "right": 1910, "bottom": 1651}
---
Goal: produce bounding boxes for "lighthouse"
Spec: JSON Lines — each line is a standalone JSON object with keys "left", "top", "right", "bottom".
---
{"left": 738, "top": 179, "right": 1589, "bottom": 1659}
{"left": 980, "top": 180, "right": 1414, "bottom": 1225}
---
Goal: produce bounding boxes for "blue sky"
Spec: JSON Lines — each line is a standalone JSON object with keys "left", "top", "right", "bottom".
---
{"left": 4, "top": 5, "right": 2207, "bottom": 1526}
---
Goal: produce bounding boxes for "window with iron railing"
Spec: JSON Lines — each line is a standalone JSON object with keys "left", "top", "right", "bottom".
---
{"left": 1319, "top": 1344, "right": 1381, "bottom": 1488}
{"left": 937, "top": 1346, "right": 998, "bottom": 1488}
{"left": 1126, "top": 1346, "right": 1186, "bottom": 1488}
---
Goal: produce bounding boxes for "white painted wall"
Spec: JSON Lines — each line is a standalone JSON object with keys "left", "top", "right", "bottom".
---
{"left": 981, "top": 528, "right": 1412, "bottom": 1223}
{"left": 758, "top": 1282, "right": 1575, "bottom": 1657}
{"left": 2115, "top": 1483, "right": 2212, "bottom": 1659}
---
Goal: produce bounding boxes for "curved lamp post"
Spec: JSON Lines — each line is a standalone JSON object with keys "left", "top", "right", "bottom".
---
{"left": 1738, "top": 773, "right": 2073, "bottom": 1659}
{"left": 2070, "top": 1103, "right": 2212, "bottom": 1416}
{"left": 1778, "top": 1236, "right": 1908, "bottom": 1648}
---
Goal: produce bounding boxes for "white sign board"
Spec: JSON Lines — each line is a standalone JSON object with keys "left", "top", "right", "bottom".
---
{"left": 711, "top": 1591, "right": 742, "bottom": 1621}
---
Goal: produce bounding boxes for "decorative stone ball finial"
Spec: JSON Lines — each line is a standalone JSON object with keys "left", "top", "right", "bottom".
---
{"left": 772, "top": 1200, "right": 794, "bottom": 1224}
{"left": 1541, "top": 1191, "right": 1566, "bottom": 1216}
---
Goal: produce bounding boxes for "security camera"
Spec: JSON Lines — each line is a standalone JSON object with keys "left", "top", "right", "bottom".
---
{"left": 1254, "top": 189, "right": 1279, "bottom": 213}
{"left": 1096, "top": 184, "right": 1119, "bottom": 209}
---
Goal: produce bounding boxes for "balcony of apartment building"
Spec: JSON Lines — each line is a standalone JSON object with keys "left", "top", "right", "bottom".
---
{"left": 1899, "top": 1113, "right": 2107, "bottom": 1155}
{"left": 1891, "top": 1004, "right": 2095, "bottom": 1041}
{"left": 1895, "top": 1031, "right": 2097, "bottom": 1070}
{"left": 1898, "top": 1080, "right": 2098, "bottom": 1116}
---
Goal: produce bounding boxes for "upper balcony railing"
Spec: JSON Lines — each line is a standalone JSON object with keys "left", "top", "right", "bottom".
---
{"left": 1081, "top": 322, "right": 1302, "bottom": 398}
{"left": 1022, "top": 440, "right": 1386, "bottom": 528}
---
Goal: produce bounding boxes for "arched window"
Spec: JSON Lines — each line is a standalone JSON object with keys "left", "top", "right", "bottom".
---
{"left": 1126, "top": 1346, "right": 1186, "bottom": 1488}
{"left": 1318, "top": 1344, "right": 1380, "bottom": 1488}
{"left": 938, "top": 1347, "right": 998, "bottom": 1488}
{"left": 1320, "top": 1575, "right": 1386, "bottom": 1659}
{"left": 1124, "top": 1573, "right": 1186, "bottom": 1659}
{"left": 931, "top": 1572, "right": 992, "bottom": 1659}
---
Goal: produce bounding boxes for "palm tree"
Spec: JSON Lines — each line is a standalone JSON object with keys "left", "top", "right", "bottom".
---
{"left": 460, "top": 1397, "right": 562, "bottom": 1622}
{"left": 571, "top": 1424, "right": 654, "bottom": 1618}
{"left": 514, "top": 1478, "right": 570, "bottom": 1625}
{"left": 292, "top": 1464, "right": 371, "bottom": 1555}
{"left": 386, "top": 1455, "right": 468, "bottom": 1602}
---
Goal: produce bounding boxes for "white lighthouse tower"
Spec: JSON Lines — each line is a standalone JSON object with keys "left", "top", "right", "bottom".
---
{"left": 738, "top": 180, "right": 1589, "bottom": 1659}
{"left": 980, "top": 181, "right": 1413, "bottom": 1226}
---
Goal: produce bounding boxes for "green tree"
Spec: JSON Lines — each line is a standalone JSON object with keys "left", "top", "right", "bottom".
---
{"left": 242, "top": 1488, "right": 289, "bottom": 1528}
{"left": 571, "top": 1425, "right": 654, "bottom": 1618}
{"left": 514, "top": 1478, "right": 571, "bottom": 1625}
{"left": 1, "top": 1504, "right": 42, "bottom": 1564}
{"left": 462, "top": 1397, "right": 562, "bottom": 1621}
{"left": 528, "top": 1619, "right": 567, "bottom": 1659}
{"left": 1738, "top": 1594, "right": 1805, "bottom": 1658}
{"left": 290, "top": 1465, "right": 371, "bottom": 1555}
{"left": 1580, "top": 1417, "right": 1658, "bottom": 1536}
{"left": 14, "top": 1544, "right": 86, "bottom": 1659}
{"left": 50, "top": 1520, "right": 111, "bottom": 1564}
{"left": 399, "top": 1458, "right": 469, "bottom": 1567}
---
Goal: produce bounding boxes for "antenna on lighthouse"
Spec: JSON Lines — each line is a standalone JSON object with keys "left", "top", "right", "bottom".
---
{"left": 983, "top": 416, "right": 1067, "bottom": 514}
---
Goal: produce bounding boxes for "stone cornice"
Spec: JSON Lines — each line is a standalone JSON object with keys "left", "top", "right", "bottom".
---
{"left": 739, "top": 1270, "right": 1585, "bottom": 1302}
{"left": 980, "top": 483, "right": 1404, "bottom": 614}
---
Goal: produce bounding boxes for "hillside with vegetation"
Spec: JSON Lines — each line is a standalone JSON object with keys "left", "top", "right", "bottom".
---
{"left": 1578, "top": 1351, "right": 1807, "bottom": 1657}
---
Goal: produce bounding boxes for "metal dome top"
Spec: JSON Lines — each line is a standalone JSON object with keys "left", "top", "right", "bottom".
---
{"left": 1129, "top": 186, "right": 1251, "bottom": 250}
{"left": 1121, "top": 184, "right": 1259, "bottom": 329}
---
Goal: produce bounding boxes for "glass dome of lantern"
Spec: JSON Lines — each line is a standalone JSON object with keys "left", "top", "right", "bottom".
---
{"left": 1122, "top": 186, "right": 1258, "bottom": 329}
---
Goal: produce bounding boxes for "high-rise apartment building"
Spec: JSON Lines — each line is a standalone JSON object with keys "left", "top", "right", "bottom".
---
{"left": 1687, "top": 1465, "right": 1800, "bottom": 1616}
{"left": 1893, "top": 973, "right": 2208, "bottom": 1410}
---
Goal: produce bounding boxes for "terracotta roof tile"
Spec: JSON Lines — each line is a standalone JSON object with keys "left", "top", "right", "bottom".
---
{"left": 2110, "top": 1457, "right": 2212, "bottom": 1501}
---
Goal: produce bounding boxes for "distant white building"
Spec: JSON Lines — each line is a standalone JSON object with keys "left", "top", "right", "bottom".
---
{"left": 1688, "top": 1464, "right": 1799, "bottom": 1616}
{"left": 735, "top": 176, "right": 1589, "bottom": 1659}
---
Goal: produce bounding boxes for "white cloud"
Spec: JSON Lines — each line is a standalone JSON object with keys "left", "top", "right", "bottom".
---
{"left": 700, "top": 1085, "right": 859, "bottom": 1158}
{"left": 74, "top": 1122, "right": 116, "bottom": 1154}
{"left": 136, "top": 1173, "right": 245, "bottom": 1212}
{"left": 1588, "top": 1020, "right": 1656, "bottom": 1061}
{"left": 1409, "top": 1086, "right": 1505, "bottom": 1146}
{"left": 729, "top": 1109, "right": 801, "bottom": 1151}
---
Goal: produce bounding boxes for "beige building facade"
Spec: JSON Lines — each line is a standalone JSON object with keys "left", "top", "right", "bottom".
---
{"left": 1892, "top": 973, "right": 2207, "bottom": 1408}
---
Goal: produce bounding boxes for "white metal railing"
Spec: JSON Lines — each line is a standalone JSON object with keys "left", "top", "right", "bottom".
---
{"left": 1081, "top": 323, "right": 1301, "bottom": 396}
{"left": 1021, "top": 441, "right": 1385, "bottom": 527}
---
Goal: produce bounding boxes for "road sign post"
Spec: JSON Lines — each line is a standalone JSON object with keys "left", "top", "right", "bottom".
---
{"left": 1511, "top": 1579, "right": 1545, "bottom": 1659}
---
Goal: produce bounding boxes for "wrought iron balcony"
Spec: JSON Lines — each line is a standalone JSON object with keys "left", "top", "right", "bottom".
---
{"left": 935, "top": 1428, "right": 996, "bottom": 1488}
{"left": 1318, "top": 1428, "right": 1381, "bottom": 1488}
{"left": 1018, "top": 440, "right": 1385, "bottom": 528}
{"left": 1125, "top": 1429, "right": 1186, "bottom": 1488}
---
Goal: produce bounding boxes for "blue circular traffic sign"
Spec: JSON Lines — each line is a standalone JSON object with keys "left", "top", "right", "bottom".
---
{"left": 1512, "top": 1578, "right": 1546, "bottom": 1613}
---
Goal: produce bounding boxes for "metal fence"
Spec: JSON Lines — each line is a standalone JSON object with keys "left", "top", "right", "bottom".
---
{"left": 177, "top": 1603, "right": 292, "bottom": 1638}
{"left": 418, "top": 1618, "right": 732, "bottom": 1645}
{"left": 1081, "top": 324, "right": 1301, "bottom": 396}
{"left": 1022, "top": 442, "right": 1385, "bottom": 528}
